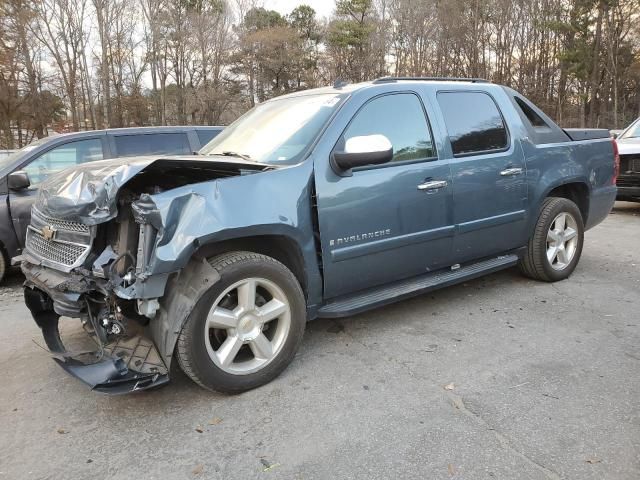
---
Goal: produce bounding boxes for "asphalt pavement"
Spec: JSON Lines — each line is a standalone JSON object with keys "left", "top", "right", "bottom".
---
{"left": 1, "top": 202, "right": 639, "bottom": 480}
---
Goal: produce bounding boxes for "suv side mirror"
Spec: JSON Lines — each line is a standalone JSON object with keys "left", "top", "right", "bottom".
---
{"left": 8, "top": 171, "right": 31, "bottom": 190}
{"left": 332, "top": 134, "right": 393, "bottom": 171}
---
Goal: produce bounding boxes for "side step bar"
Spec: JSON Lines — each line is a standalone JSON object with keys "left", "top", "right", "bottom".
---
{"left": 318, "top": 254, "right": 519, "bottom": 318}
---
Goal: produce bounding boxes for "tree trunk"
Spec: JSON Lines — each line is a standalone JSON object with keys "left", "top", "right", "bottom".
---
{"left": 587, "top": 0, "right": 604, "bottom": 127}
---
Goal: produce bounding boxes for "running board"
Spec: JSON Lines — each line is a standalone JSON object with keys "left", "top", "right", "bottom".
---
{"left": 318, "top": 254, "right": 519, "bottom": 318}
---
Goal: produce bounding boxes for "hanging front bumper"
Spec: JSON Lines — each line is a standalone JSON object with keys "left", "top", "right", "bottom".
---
{"left": 23, "top": 286, "right": 169, "bottom": 395}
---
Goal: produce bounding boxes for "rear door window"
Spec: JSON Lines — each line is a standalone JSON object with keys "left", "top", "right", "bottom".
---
{"left": 437, "top": 91, "right": 508, "bottom": 156}
{"left": 114, "top": 133, "right": 191, "bottom": 157}
{"left": 23, "top": 138, "right": 103, "bottom": 186}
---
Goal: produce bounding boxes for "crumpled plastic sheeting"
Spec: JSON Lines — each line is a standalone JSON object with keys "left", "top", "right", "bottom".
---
{"left": 35, "top": 156, "right": 157, "bottom": 225}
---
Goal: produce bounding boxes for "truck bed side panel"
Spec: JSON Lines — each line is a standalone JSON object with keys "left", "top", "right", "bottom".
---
{"left": 522, "top": 138, "right": 617, "bottom": 232}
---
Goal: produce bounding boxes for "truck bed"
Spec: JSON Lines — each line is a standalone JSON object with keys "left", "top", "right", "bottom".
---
{"left": 563, "top": 128, "right": 611, "bottom": 141}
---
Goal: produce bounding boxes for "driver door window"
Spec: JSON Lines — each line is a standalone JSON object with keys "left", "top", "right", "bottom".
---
{"left": 315, "top": 92, "right": 453, "bottom": 298}
{"left": 340, "top": 93, "right": 436, "bottom": 164}
{"left": 23, "top": 138, "right": 104, "bottom": 186}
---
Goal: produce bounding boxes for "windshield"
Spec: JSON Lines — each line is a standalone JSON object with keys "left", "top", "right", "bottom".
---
{"left": 200, "top": 93, "right": 344, "bottom": 165}
{"left": 620, "top": 118, "right": 640, "bottom": 139}
{"left": 0, "top": 136, "right": 56, "bottom": 171}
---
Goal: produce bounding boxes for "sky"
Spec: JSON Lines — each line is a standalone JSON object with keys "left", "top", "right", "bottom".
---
{"left": 266, "top": 0, "right": 335, "bottom": 19}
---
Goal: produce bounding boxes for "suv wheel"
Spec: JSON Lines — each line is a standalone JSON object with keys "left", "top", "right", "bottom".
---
{"left": 176, "top": 252, "right": 306, "bottom": 393}
{"left": 519, "top": 197, "right": 584, "bottom": 282}
{"left": 0, "top": 249, "right": 6, "bottom": 284}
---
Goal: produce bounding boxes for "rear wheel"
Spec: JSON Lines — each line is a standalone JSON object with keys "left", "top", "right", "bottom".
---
{"left": 176, "top": 252, "right": 306, "bottom": 393}
{"left": 519, "top": 197, "right": 584, "bottom": 282}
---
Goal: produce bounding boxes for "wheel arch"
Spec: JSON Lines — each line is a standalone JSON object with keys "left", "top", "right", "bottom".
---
{"left": 190, "top": 234, "right": 309, "bottom": 300}
{"left": 544, "top": 181, "right": 590, "bottom": 225}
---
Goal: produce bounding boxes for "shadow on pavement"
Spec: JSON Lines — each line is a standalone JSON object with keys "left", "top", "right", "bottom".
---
{"left": 0, "top": 269, "right": 23, "bottom": 292}
{"left": 611, "top": 200, "right": 640, "bottom": 216}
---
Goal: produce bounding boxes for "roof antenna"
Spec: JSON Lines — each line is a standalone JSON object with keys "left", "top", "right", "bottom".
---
{"left": 333, "top": 78, "right": 348, "bottom": 89}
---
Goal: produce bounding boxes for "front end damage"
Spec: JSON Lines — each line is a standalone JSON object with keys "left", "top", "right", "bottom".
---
{"left": 20, "top": 156, "right": 268, "bottom": 394}
{"left": 22, "top": 261, "right": 170, "bottom": 394}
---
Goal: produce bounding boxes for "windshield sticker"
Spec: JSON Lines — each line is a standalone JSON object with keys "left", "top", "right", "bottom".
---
{"left": 324, "top": 97, "right": 340, "bottom": 107}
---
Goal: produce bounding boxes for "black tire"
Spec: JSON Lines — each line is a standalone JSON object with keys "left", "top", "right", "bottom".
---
{"left": 519, "top": 197, "right": 584, "bottom": 282}
{"left": 176, "top": 251, "right": 306, "bottom": 393}
{"left": 0, "top": 249, "right": 6, "bottom": 284}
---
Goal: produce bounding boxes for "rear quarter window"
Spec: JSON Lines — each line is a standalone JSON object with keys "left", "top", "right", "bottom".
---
{"left": 437, "top": 91, "right": 508, "bottom": 156}
{"left": 514, "top": 97, "right": 549, "bottom": 128}
{"left": 114, "top": 133, "right": 191, "bottom": 157}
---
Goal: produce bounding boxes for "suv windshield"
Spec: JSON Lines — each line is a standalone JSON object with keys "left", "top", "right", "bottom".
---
{"left": 620, "top": 119, "right": 640, "bottom": 139}
{"left": 200, "top": 93, "right": 344, "bottom": 165}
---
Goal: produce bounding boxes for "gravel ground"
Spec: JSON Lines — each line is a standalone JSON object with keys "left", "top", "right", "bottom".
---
{"left": 0, "top": 202, "right": 639, "bottom": 480}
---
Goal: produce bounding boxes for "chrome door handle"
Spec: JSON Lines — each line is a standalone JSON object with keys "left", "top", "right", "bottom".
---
{"left": 417, "top": 180, "right": 448, "bottom": 191}
{"left": 500, "top": 167, "right": 523, "bottom": 176}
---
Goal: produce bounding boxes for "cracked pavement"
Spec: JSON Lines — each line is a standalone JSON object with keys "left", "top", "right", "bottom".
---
{"left": 1, "top": 202, "right": 639, "bottom": 480}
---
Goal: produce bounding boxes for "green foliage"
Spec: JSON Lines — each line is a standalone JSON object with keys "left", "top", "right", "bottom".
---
{"left": 335, "top": 0, "right": 373, "bottom": 18}
{"left": 243, "top": 7, "right": 287, "bottom": 32}
{"left": 288, "top": 5, "right": 321, "bottom": 43}
{"left": 183, "top": 0, "right": 225, "bottom": 15}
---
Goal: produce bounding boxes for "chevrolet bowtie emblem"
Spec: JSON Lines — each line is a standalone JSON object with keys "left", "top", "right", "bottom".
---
{"left": 41, "top": 225, "right": 57, "bottom": 241}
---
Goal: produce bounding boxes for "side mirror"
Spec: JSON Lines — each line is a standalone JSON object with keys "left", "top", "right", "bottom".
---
{"left": 612, "top": 132, "right": 619, "bottom": 139}
{"left": 332, "top": 134, "right": 393, "bottom": 171}
{"left": 8, "top": 171, "right": 31, "bottom": 190}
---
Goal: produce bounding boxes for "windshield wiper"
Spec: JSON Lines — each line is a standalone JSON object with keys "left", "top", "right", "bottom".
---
{"left": 209, "top": 151, "right": 252, "bottom": 161}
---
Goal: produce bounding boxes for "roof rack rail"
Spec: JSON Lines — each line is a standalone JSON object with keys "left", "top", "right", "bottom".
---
{"left": 373, "top": 76, "right": 490, "bottom": 84}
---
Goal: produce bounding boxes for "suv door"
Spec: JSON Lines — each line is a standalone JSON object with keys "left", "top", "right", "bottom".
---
{"left": 314, "top": 92, "right": 454, "bottom": 299}
{"left": 8, "top": 137, "right": 105, "bottom": 246}
{"left": 436, "top": 90, "right": 528, "bottom": 263}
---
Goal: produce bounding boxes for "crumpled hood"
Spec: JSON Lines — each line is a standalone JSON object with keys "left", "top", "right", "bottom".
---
{"left": 35, "top": 155, "right": 267, "bottom": 225}
{"left": 36, "top": 156, "right": 159, "bottom": 225}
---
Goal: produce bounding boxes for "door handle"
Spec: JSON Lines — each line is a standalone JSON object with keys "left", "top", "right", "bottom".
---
{"left": 417, "top": 180, "right": 448, "bottom": 191}
{"left": 500, "top": 167, "right": 523, "bottom": 176}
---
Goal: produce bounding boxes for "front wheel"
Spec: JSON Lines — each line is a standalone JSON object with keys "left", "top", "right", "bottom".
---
{"left": 176, "top": 252, "right": 306, "bottom": 393}
{"left": 519, "top": 197, "right": 585, "bottom": 282}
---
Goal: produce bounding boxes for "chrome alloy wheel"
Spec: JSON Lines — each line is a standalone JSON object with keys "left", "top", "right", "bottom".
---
{"left": 204, "top": 277, "right": 291, "bottom": 375}
{"left": 546, "top": 212, "right": 579, "bottom": 271}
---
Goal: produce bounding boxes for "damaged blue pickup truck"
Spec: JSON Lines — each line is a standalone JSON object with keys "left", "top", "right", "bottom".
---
{"left": 19, "top": 78, "right": 619, "bottom": 394}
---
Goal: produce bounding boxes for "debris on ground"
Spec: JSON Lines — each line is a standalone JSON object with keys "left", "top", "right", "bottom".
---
{"left": 56, "top": 427, "right": 68, "bottom": 434}
{"left": 192, "top": 464, "right": 204, "bottom": 475}
{"left": 208, "top": 417, "right": 222, "bottom": 425}
{"left": 542, "top": 393, "right": 559, "bottom": 400}
{"left": 260, "top": 458, "right": 281, "bottom": 472}
{"left": 444, "top": 383, "right": 455, "bottom": 391}
{"left": 508, "top": 382, "right": 530, "bottom": 389}
{"left": 195, "top": 425, "right": 204, "bottom": 433}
